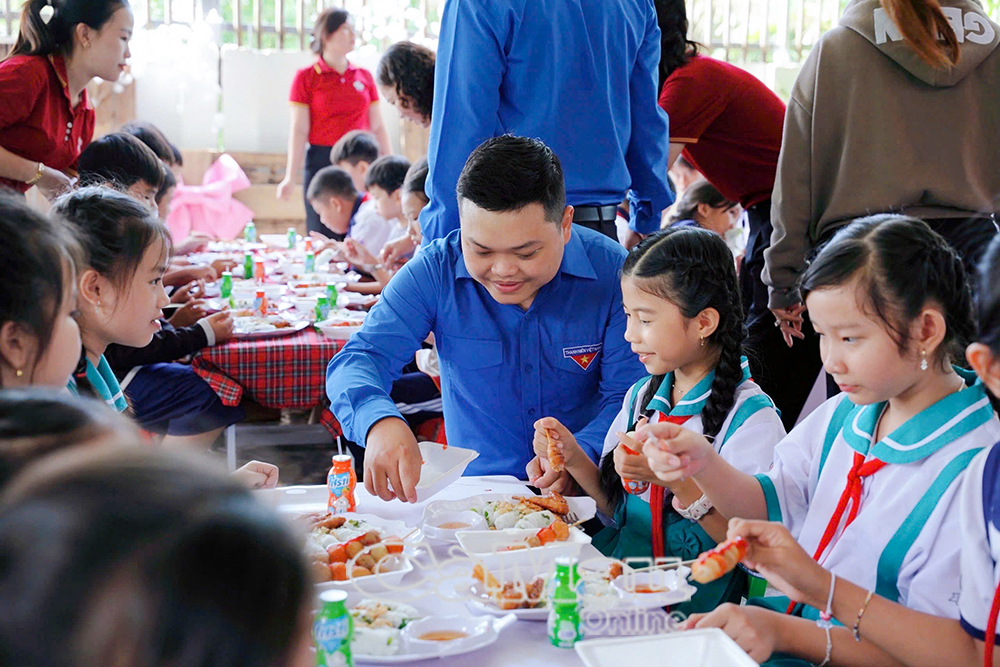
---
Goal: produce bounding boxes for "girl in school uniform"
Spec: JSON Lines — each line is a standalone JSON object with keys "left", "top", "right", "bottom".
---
{"left": 529, "top": 227, "right": 785, "bottom": 614}
{"left": 654, "top": 234, "right": 1000, "bottom": 667}
{"left": 0, "top": 0, "right": 133, "bottom": 198}
{"left": 644, "top": 216, "right": 1000, "bottom": 666}
{"left": 276, "top": 8, "right": 392, "bottom": 238}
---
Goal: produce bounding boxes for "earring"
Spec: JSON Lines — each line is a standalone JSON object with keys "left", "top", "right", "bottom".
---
{"left": 95, "top": 300, "right": 101, "bottom": 315}
{"left": 15, "top": 369, "right": 23, "bottom": 377}
{"left": 700, "top": 337, "right": 705, "bottom": 347}
{"left": 920, "top": 349, "right": 928, "bottom": 372}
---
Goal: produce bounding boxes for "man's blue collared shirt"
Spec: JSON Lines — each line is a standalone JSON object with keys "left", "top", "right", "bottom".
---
{"left": 327, "top": 226, "right": 645, "bottom": 478}
{"left": 418, "top": 0, "right": 673, "bottom": 243}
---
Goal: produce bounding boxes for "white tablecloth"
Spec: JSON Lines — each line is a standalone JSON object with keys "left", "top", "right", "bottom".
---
{"left": 267, "top": 476, "right": 677, "bottom": 666}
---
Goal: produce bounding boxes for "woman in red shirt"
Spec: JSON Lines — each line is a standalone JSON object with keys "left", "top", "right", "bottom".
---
{"left": 655, "top": 0, "right": 821, "bottom": 429}
{"left": 0, "top": 0, "right": 133, "bottom": 200}
{"left": 276, "top": 9, "right": 392, "bottom": 237}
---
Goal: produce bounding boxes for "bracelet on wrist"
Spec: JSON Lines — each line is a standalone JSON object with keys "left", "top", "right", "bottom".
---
{"left": 25, "top": 162, "right": 44, "bottom": 186}
{"left": 852, "top": 589, "right": 874, "bottom": 642}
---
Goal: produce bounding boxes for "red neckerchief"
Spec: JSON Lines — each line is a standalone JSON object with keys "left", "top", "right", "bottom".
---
{"left": 785, "top": 451, "right": 886, "bottom": 614}
{"left": 650, "top": 413, "right": 694, "bottom": 560}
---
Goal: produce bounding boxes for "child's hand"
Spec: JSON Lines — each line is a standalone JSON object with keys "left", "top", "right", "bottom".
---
{"left": 205, "top": 310, "right": 234, "bottom": 343}
{"left": 725, "top": 518, "right": 830, "bottom": 609}
{"left": 379, "top": 235, "right": 416, "bottom": 267}
{"left": 683, "top": 604, "right": 779, "bottom": 663}
{"left": 342, "top": 237, "right": 377, "bottom": 268}
{"left": 308, "top": 232, "right": 340, "bottom": 255}
{"left": 170, "top": 279, "right": 205, "bottom": 304}
{"left": 233, "top": 460, "right": 279, "bottom": 489}
{"left": 168, "top": 298, "right": 208, "bottom": 328}
{"left": 211, "top": 257, "right": 238, "bottom": 275}
{"left": 532, "top": 417, "right": 582, "bottom": 469}
{"left": 613, "top": 441, "right": 660, "bottom": 485}
{"left": 636, "top": 421, "right": 714, "bottom": 482}
{"left": 525, "top": 455, "right": 574, "bottom": 495}
{"left": 173, "top": 232, "right": 213, "bottom": 255}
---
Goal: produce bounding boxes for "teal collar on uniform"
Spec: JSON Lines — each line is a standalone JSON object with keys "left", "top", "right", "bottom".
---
{"left": 646, "top": 357, "right": 751, "bottom": 417}
{"left": 842, "top": 368, "right": 993, "bottom": 464}
{"left": 67, "top": 354, "right": 127, "bottom": 413}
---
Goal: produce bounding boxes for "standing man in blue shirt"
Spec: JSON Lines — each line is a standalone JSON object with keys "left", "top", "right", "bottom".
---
{"left": 415, "top": 0, "right": 673, "bottom": 249}
{"left": 327, "top": 136, "right": 645, "bottom": 502}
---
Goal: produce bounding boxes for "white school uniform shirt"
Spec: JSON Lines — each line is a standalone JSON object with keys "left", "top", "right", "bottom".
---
{"left": 957, "top": 443, "right": 1000, "bottom": 640}
{"left": 600, "top": 357, "right": 786, "bottom": 507}
{"left": 758, "top": 371, "right": 1000, "bottom": 618}
{"left": 350, "top": 200, "right": 392, "bottom": 257}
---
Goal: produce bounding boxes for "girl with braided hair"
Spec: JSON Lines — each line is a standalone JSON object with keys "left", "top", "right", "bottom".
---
{"left": 643, "top": 216, "right": 1000, "bottom": 666}
{"left": 530, "top": 227, "right": 784, "bottom": 614}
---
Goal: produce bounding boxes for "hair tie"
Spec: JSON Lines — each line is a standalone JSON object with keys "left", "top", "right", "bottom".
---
{"left": 39, "top": 0, "right": 54, "bottom": 24}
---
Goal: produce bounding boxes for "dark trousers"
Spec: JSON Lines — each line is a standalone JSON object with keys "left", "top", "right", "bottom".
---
{"left": 925, "top": 215, "right": 999, "bottom": 299}
{"left": 574, "top": 218, "right": 618, "bottom": 240}
{"left": 742, "top": 200, "right": 823, "bottom": 431}
{"left": 304, "top": 144, "right": 335, "bottom": 238}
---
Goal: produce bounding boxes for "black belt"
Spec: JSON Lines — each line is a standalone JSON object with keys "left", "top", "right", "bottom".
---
{"left": 573, "top": 204, "right": 619, "bottom": 223}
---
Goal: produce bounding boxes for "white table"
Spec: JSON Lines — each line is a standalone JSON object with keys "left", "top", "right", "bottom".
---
{"left": 263, "top": 476, "right": 678, "bottom": 666}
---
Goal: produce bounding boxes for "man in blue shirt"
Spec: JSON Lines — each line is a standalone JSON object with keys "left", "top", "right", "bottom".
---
{"left": 416, "top": 0, "right": 673, "bottom": 248}
{"left": 328, "top": 136, "right": 645, "bottom": 502}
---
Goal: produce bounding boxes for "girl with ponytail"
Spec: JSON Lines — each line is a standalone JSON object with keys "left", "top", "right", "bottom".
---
{"left": 0, "top": 0, "right": 133, "bottom": 198}
{"left": 530, "top": 227, "right": 785, "bottom": 614}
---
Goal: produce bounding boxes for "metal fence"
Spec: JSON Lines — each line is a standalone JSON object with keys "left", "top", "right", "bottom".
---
{"left": 3, "top": 0, "right": 1000, "bottom": 63}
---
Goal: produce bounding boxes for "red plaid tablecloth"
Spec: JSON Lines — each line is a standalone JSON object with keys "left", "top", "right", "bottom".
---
{"left": 192, "top": 328, "right": 346, "bottom": 436}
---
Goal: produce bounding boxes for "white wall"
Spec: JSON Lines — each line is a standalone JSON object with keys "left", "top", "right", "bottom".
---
{"left": 219, "top": 44, "right": 401, "bottom": 153}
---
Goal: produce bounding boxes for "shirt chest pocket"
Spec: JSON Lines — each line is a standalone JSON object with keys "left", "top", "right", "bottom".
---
{"left": 544, "top": 344, "right": 601, "bottom": 410}
{"left": 436, "top": 335, "right": 505, "bottom": 406}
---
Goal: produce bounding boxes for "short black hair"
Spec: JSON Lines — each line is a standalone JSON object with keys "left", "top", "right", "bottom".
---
{"left": 330, "top": 130, "right": 379, "bottom": 167}
{"left": 364, "top": 155, "right": 410, "bottom": 194}
{"left": 119, "top": 121, "right": 176, "bottom": 165}
{"left": 77, "top": 133, "right": 165, "bottom": 191}
{"left": 456, "top": 135, "right": 565, "bottom": 223}
{"left": 306, "top": 166, "right": 358, "bottom": 201}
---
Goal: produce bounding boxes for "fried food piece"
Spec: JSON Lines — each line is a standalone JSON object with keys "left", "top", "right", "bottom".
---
{"left": 546, "top": 429, "right": 565, "bottom": 472}
{"left": 514, "top": 491, "right": 569, "bottom": 516}
{"left": 550, "top": 518, "right": 570, "bottom": 540}
{"left": 351, "top": 565, "right": 372, "bottom": 578}
{"left": 690, "top": 536, "right": 748, "bottom": 584}
{"left": 472, "top": 563, "right": 501, "bottom": 592}
{"left": 312, "top": 560, "right": 332, "bottom": 582}
{"left": 360, "top": 530, "right": 381, "bottom": 546}
{"left": 330, "top": 562, "right": 349, "bottom": 581}
{"left": 607, "top": 562, "right": 624, "bottom": 581}
{"left": 356, "top": 554, "right": 377, "bottom": 571}
{"left": 311, "top": 513, "right": 347, "bottom": 530}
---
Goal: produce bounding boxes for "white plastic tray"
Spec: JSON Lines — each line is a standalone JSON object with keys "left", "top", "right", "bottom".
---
{"left": 420, "top": 493, "right": 597, "bottom": 545}
{"left": 574, "top": 628, "right": 757, "bottom": 667}
{"left": 456, "top": 526, "right": 591, "bottom": 569}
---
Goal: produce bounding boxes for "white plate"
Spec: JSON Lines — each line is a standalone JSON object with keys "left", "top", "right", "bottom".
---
{"left": 611, "top": 567, "right": 698, "bottom": 608}
{"left": 414, "top": 442, "right": 480, "bottom": 502}
{"left": 574, "top": 628, "right": 757, "bottom": 667}
{"left": 260, "top": 233, "right": 299, "bottom": 248}
{"left": 287, "top": 275, "right": 358, "bottom": 295}
{"left": 231, "top": 283, "right": 286, "bottom": 300}
{"left": 307, "top": 513, "right": 418, "bottom": 594}
{"left": 420, "top": 493, "right": 597, "bottom": 545}
{"left": 456, "top": 526, "right": 591, "bottom": 570}
{"left": 356, "top": 614, "right": 516, "bottom": 664}
{"left": 290, "top": 294, "right": 353, "bottom": 311}
{"left": 231, "top": 319, "right": 309, "bottom": 340}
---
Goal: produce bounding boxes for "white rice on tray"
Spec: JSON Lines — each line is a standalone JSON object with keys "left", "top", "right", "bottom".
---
{"left": 350, "top": 599, "right": 422, "bottom": 657}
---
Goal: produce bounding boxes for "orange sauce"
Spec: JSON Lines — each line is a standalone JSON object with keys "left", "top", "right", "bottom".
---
{"left": 437, "top": 521, "right": 471, "bottom": 529}
{"left": 631, "top": 585, "right": 667, "bottom": 594}
{"left": 418, "top": 631, "right": 468, "bottom": 641}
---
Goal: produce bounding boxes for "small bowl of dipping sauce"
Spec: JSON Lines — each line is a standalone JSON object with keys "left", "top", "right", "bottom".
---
{"left": 403, "top": 615, "right": 490, "bottom": 651}
{"left": 421, "top": 510, "right": 486, "bottom": 542}
{"left": 612, "top": 568, "right": 696, "bottom": 608}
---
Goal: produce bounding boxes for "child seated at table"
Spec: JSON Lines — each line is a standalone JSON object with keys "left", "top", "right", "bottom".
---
{"left": 306, "top": 165, "right": 393, "bottom": 256}
{"left": 667, "top": 180, "right": 741, "bottom": 239}
{"left": 528, "top": 227, "right": 785, "bottom": 615}
{"left": 376, "top": 157, "right": 429, "bottom": 272}
{"left": 331, "top": 129, "right": 381, "bottom": 194}
{"left": 53, "top": 187, "right": 244, "bottom": 449}
{"left": 77, "top": 133, "right": 227, "bottom": 288}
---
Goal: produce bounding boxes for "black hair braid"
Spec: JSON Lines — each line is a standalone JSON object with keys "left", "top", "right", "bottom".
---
{"left": 700, "top": 279, "right": 747, "bottom": 439}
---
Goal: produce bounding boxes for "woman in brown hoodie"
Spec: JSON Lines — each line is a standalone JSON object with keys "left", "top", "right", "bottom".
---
{"left": 765, "top": 0, "right": 1000, "bottom": 345}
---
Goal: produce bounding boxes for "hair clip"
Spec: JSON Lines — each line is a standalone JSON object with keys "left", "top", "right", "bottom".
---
{"left": 39, "top": 0, "right": 54, "bottom": 24}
